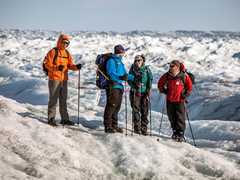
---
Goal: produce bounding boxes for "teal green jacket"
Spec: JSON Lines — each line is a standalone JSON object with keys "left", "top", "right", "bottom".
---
{"left": 128, "top": 65, "right": 153, "bottom": 93}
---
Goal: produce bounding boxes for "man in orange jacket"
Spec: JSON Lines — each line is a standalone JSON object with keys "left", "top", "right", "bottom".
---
{"left": 43, "top": 34, "right": 82, "bottom": 126}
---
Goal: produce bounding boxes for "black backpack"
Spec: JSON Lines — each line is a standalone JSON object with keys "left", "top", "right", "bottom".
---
{"left": 95, "top": 53, "right": 113, "bottom": 89}
{"left": 178, "top": 71, "right": 195, "bottom": 85}
{"left": 186, "top": 71, "right": 195, "bottom": 84}
{"left": 42, "top": 47, "right": 69, "bottom": 76}
{"left": 179, "top": 63, "right": 195, "bottom": 85}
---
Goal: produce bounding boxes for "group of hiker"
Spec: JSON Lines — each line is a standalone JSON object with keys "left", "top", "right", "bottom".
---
{"left": 43, "top": 34, "right": 193, "bottom": 142}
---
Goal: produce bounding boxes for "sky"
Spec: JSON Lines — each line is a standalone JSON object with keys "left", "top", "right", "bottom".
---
{"left": 0, "top": 0, "right": 240, "bottom": 32}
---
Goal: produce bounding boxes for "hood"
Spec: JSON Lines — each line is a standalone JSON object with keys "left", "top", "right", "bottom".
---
{"left": 56, "top": 34, "right": 71, "bottom": 49}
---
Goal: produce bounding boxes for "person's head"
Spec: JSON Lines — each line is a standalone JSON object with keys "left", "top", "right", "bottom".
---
{"left": 57, "top": 34, "right": 71, "bottom": 50}
{"left": 169, "top": 60, "right": 181, "bottom": 74}
{"left": 134, "top": 55, "right": 145, "bottom": 68}
{"left": 114, "top": 44, "right": 127, "bottom": 57}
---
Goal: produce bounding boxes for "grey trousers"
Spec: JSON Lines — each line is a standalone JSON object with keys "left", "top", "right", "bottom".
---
{"left": 48, "top": 80, "right": 69, "bottom": 121}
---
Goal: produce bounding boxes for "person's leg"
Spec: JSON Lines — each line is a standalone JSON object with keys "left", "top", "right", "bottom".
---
{"left": 104, "top": 88, "right": 118, "bottom": 132}
{"left": 166, "top": 101, "right": 178, "bottom": 138}
{"left": 48, "top": 80, "right": 61, "bottom": 125}
{"left": 112, "top": 89, "right": 123, "bottom": 133}
{"left": 130, "top": 91, "right": 141, "bottom": 134}
{"left": 59, "top": 81, "right": 74, "bottom": 125}
{"left": 140, "top": 95, "right": 149, "bottom": 135}
{"left": 175, "top": 102, "right": 186, "bottom": 138}
{"left": 166, "top": 101, "right": 176, "bottom": 131}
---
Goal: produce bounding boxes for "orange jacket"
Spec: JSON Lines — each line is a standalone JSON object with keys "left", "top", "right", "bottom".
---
{"left": 44, "top": 34, "right": 78, "bottom": 81}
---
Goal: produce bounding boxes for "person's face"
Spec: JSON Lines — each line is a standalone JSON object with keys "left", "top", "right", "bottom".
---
{"left": 60, "top": 39, "right": 70, "bottom": 49}
{"left": 134, "top": 56, "right": 144, "bottom": 68}
{"left": 117, "top": 52, "right": 126, "bottom": 58}
{"left": 169, "top": 63, "right": 179, "bottom": 73}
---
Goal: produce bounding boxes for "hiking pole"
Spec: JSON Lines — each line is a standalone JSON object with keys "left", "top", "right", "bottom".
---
{"left": 158, "top": 95, "right": 165, "bottom": 136}
{"left": 77, "top": 69, "right": 80, "bottom": 125}
{"left": 125, "top": 81, "right": 128, "bottom": 136}
{"left": 185, "top": 103, "right": 197, "bottom": 146}
{"left": 148, "top": 96, "right": 152, "bottom": 136}
{"left": 131, "top": 89, "right": 135, "bottom": 136}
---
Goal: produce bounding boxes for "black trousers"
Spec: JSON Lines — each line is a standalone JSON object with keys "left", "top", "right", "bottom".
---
{"left": 104, "top": 88, "right": 123, "bottom": 130}
{"left": 130, "top": 91, "right": 149, "bottom": 133}
{"left": 166, "top": 101, "right": 186, "bottom": 133}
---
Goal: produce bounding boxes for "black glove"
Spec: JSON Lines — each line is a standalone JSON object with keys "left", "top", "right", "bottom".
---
{"left": 119, "top": 74, "right": 128, "bottom": 81}
{"left": 162, "top": 87, "right": 168, "bottom": 95}
{"left": 58, "top": 65, "right": 64, "bottom": 71}
{"left": 76, "top": 63, "right": 82, "bottom": 70}
{"left": 181, "top": 91, "right": 189, "bottom": 99}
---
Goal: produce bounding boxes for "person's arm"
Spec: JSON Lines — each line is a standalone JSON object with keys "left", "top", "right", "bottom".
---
{"left": 146, "top": 67, "right": 153, "bottom": 91}
{"left": 106, "top": 58, "right": 120, "bottom": 82}
{"left": 44, "top": 49, "right": 58, "bottom": 72}
{"left": 158, "top": 73, "right": 168, "bottom": 94}
{"left": 183, "top": 74, "right": 193, "bottom": 97}
{"left": 67, "top": 54, "right": 79, "bottom": 71}
{"left": 127, "top": 66, "right": 135, "bottom": 88}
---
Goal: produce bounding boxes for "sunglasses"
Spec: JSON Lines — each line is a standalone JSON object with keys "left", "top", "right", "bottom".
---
{"left": 170, "top": 64, "right": 176, "bottom": 68}
{"left": 62, "top": 40, "right": 70, "bottom": 46}
{"left": 135, "top": 58, "right": 143, "bottom": 62}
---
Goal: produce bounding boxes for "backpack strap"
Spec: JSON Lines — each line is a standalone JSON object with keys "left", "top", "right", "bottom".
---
{"left": 52, "top": 48, "right": 70, "bottom": 65}
{"left": 65, "top": 49, "right": 70, "bottom": 58}
{"left": 165, "top": 72, "right": 186, "bottom": 86}
{"left": 179, "top": 72, "right": 186, "bottom": 85}
{"left": 53, "top": 47, "right": 58, "bottom": 65}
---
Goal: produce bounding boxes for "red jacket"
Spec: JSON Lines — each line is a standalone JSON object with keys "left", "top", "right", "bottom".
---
{"left": 158, "top": 72, "right": 192, "bottom": 103}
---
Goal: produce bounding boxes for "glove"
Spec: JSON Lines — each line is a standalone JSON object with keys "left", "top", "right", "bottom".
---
{"left": 181, "top": 91, "right": 189, "bottom": 99}
{"left": 58, "top": 65, "right": 64, "bottom": 71}
{"left": 119, "top": 74, "right": 128, "bottom": 81}
{"left": 76, "top": 63, "right": 82, "bottom": 70}
{"left": 161, "top": 87, "right": 168, "bottom": 95}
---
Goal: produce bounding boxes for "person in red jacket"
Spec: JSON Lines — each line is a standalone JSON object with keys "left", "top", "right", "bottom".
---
{"left": 158, "top": 60, "right": 192, "bottom": 142}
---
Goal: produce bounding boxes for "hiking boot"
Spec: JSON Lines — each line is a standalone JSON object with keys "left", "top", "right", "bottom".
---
{"left": 134, "top": 129, "right": 141, "bottom": 134}
{"left": 113, "top": 127, "right": 123, "bottom": 133}
{"left": 60, "top": 120, "right": 75, "bottom": 126}
{"left": 104, "top": 127, "right": 116, "bottom": 133}
{"left": 48, "top": 118, "right": 57, "bottom": 127}
{"left": 173, "top": 131, "right": 185, "bottom": 142}
{"left": 177, "top": 131, "right": 185, "bottom": 142}
{"left": 141, "top": 131, "right": 147, "bottom": 136}
{"left": 141, "top": 127, "right": 148, "bottom": 136}
{"left": 175, "top": 136, "right": 185, "bottom": 142}
{"left": 171, "top": 131, "right": 178, "bottom": 140}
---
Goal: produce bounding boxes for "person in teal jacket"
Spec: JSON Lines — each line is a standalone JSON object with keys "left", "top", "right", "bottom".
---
{"left": 103, "top": 44, "right": 133, "bottom": 133}
{"left": 128, "top": 55, "right": 153, "bottom": 135}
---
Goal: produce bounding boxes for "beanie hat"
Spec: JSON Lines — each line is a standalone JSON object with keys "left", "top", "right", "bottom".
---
{"left": 114, "top": 44, "right": 129, "bottom": 54}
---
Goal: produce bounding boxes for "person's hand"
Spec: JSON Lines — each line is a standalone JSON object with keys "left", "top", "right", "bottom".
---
{"left": 58, "top": 65, "right": 64, "bottom": 71}
{"left": 76, "top": 63, "right": 82, "bottom": 70}
{"left": 162, "top": 87, "right": 168, "bottom": 94}
{"left": 119, "top": 74, "right": 128, "bottom": 81}
{"left": 135, "top": 82, "right": 141, "bottom": 88}
{"left": 181, "top": 91, "right": 189, "bottom": 99}
{"left": 146, "top": 91, "right": 151, "bottom": 97}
